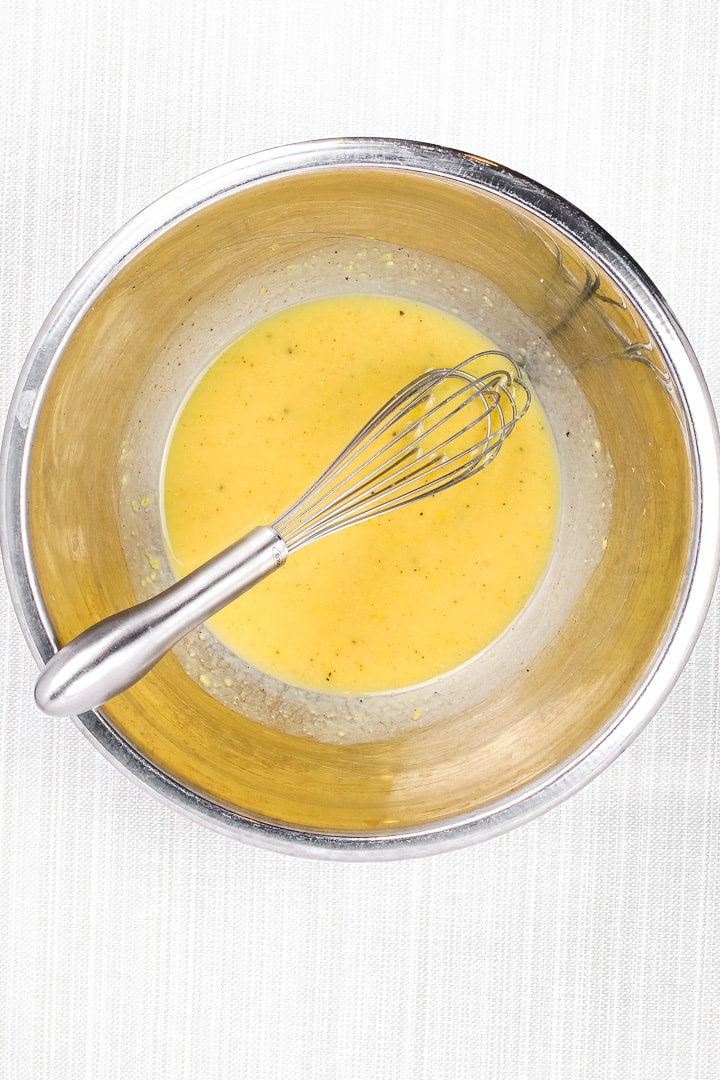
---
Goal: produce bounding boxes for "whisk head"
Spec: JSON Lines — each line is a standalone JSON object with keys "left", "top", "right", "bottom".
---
{"left": 273, "top": 352, "right": 531, "bottom": 552}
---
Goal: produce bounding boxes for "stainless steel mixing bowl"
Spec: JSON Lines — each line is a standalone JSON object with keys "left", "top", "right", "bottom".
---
{"left": 2, "top": 138, "right": 718, "bottom": 859}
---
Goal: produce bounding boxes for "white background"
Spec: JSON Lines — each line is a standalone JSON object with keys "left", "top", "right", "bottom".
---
{"left": 1, "top": 1, "right": 718, "bottom": 1077}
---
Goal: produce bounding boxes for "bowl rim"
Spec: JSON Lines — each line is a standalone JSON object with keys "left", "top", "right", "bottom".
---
{"left": 2, "top": 136, "right": 719, "bottom": 860}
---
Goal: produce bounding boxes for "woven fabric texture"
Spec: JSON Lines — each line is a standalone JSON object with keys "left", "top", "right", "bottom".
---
{"left": 1, "top": 1, "right": 718, "bottom": 1077}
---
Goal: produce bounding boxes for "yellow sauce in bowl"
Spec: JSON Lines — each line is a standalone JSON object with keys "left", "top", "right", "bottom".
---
{"left": 163, "top": 295, "right": 560, "bottom": 693}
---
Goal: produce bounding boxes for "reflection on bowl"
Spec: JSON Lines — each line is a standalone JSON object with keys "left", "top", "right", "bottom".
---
{"left": 2, "top": 138, "right": 719, "bottom": 859}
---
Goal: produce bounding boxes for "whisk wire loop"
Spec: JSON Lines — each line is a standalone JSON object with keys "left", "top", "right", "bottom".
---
{"left": 273, "top": 352, "right": 530, "bottom": 552}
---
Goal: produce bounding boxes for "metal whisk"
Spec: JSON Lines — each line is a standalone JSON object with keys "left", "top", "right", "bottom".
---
{"left": 35, "top": 352, "right": 530, "bottom": 716}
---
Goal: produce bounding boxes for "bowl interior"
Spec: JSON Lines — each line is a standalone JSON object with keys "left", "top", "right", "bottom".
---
{"left": 25, "top": 163, "right": 693, "bottom": 834}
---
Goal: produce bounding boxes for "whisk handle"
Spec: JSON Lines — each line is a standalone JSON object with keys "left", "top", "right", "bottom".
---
{"left": 34, "top": 526, "right": 287, "bottom": 717}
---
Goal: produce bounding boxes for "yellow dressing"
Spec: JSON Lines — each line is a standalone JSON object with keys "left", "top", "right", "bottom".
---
{"left": 163, "top": 295, "right": 560, "bottom": 693}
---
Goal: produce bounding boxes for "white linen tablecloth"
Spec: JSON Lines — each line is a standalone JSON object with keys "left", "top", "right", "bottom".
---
{"left": 1, "top": 1, "right": 718, "bottom": 1076}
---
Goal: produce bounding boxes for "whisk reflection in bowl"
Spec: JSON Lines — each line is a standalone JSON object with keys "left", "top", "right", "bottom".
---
{"left": 34, "top": 352, "right": 530, "bottom": 717}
